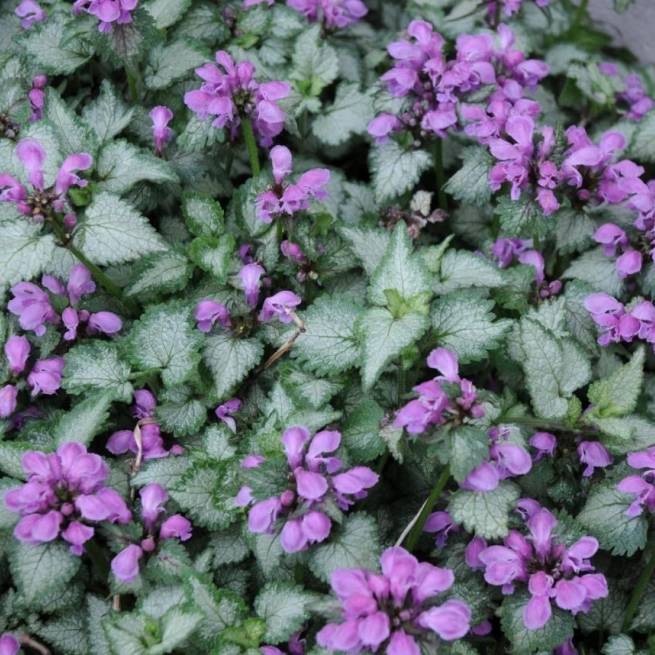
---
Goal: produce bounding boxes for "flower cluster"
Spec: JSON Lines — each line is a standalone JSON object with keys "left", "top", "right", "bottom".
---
{"left": 368, "top": 22, "right": 548, "bottom": 144}
{"left": 184, "top": 51, "right": 290, "bottom": 146}
{"left": 472, "top": 506, "right": 608, "bottom": 629}
{"left": 598, "top": 63, "right": 653, "bottom": 121}
{"left": 0, "top": 138, "right": 92, "bottom": 225}
{"left": 72, "top": 0, "right": 138, "bottom": 33}
{"left": 394, "top": 348, "right": 485, "bottom": 434}
{"left": 107, "top": 390, "right": 182, "bottom": 461}
{"left": 255, "top": 146, "right": 330, "bottom": 223}
{"left": 317, "top": 546, "right": 471, "bottom": 653}
{"left": 593, "top": 223, "right": 643, "bottom": 279}
{"left": 243, "top": 0, "right": 367, "bottom": 30}
{"left": 236, "top": 426, "right": 378, "bottom": 553}
{"left": 4, "top": 442, "right": 131, "bottom": 554}
{"left": 8, "top": 264, "right": 122, "bottom": 339}
{"left": 616, "top": 447, "right": 655, "bottom": 516}
{"left": 111, "top": 483, "right": 192, "bottom": 583}
{"left": 462, "top": 426, "right": 532, "bottom": 492}
{"left": 584, "top": 292, "right": 655, "bottom": 348}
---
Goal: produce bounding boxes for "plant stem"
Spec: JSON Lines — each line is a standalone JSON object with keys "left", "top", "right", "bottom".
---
{"left": 570, "top": 0, "right": 589, "bottom": 33}
{"left": 433, "top": 139, "right": 448, "bottom": 211}
{"left": 622, "top": 543, "right": 655, "bottom": 632}
{"left": 241, "top": 118, "right": 260, "bottom": 176}
{"left": 405, "top": 464, "right": 451, "bottom": 552}
{"left": 49, "top": 217, "right": 139, "bottom": 316}
{"left": 126, "top": 70, "right": 138, "bottom": 104}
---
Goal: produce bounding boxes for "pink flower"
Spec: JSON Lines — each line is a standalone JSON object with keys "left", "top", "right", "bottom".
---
{"left": 195, "top": 300, "right": 231, "bottom": 332}
{"left": 149, "top": 106, "right": 174, "bottom": 155}
{"left": 15, "top": 0, "right": 46, "bottom": 28}
{"left": 0, "top": 386, "right": 18, "bottom": 418}
{"left": 160, "top": 515, "right": 192, "bottom": 541}
{"left": 4, "top": 336, "right": 30, "bottom": 375}
{"left": 238, "top": 263, "right": 266, "bottom": 308}
{"left": 111, "top": 544, "right": 143, "bottom": 582}
{"left": 7, "top": 282, "right": 58, "bottom": 336}
{"left": 27, "top": 357, "right": 65, "bottom": 396}
{"left": 258, "top": 291, "right": 302, "bottom": 323}
{"left": 215, "top": 398, "right": 241, "bottom": 432}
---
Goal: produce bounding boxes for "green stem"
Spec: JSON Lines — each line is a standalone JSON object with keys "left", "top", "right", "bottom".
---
{"left": 623, "top": 543, "right": 655, "bottom": 632}
{"left": 433, "top": 139, "right": 448, "bottom": 211}
{"left": 85, "top": 538, "right": 110, "bottom": 581}
{"left": 397, "top": 361, "right": 407, "bottom": 400}
{"left": 406, "top": 464, "right": 451, "bottom": 552}
{"left": 241, "top": 118, "right": 261, "bottom": 176}
{"left": 127, "top": 70, "right": 138, "bottom": 104}
{"left": 570, "top": 0, "right": 589, "bottom": 33}
{"left": 49, "top": 218, "right": 139, "bottom": 316}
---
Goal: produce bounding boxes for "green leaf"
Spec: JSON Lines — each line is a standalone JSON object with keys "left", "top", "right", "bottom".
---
{"left": 357, "top": 308, "right": 429, "bottom": 392}
{"left": 563, "top": 280, "right": 599, "bottom": 355}
{"left": 370, "top": 142, "right": 431, "bottom": 204}
{"left": 577, "top": 482, "right": 648, "bottom": 556}
{"left": 368, "top": 223, "right": 431, "bottom": 307}
{"left": 96, "top": 140, "right": 178, "bottom": 195}
{"left": 182, "top": 192, "right": 225, "bottom": 237}
{"left": 577, "top": 591, "right": 628, "bottom": 635}
{"left": 18, "top": 11, "right": 94, "bottom": 75}
{"left": 588, "top": 414, "right": 655, "bottom": 455}
{"left": 588, "top": 347, "right": 645, "bottom": 418}
{"left": 10, "top": 542, "right": 81, "bottom": 604}
{"left": 129, "top": 301, "right": 202, "bottom": 387}
{"left": 86, "top": 596, "right": 113, "bottom": 655}
{"left": 518, "top": 318, "right": 591, "bottom": 420}
{"left": 76, "top": 192, "right": 168, "bottom": 265}
{"left": 448, "top": 426, "right": 490, "bottom": 484}
{"left": 131, "top": 456, "right": 192, "bottom": 489}
{"left": 449, "top": 482, "right": 520, "bottom": 539}
{"left": 431, "top": 249, "right": 504, "bottom": 295}
{"left": 614, "top": 0, "right": 637, "bottom": 10}
{"left": 36, "top": 614, "right": 88, "bottom": 655}
{"left": 170, "top": 464, "right": 236, "bottom": 530}
{"left": 309, "top": 514, "right": 381, "bottom": 583}
{"left": 0, "top": 220, "right": 56, "bottom": 291}
{"left": 631, "top": 580, "right": 655, "bottom": 633}
{"left": 102, "top": 613, "right": 148, "bottom": 655}
{"left": 145, "top": 0, "right": 192, "bottom": 28}
{"left": 203, "top": 334, "right": 263, "bottom": 401}
{"left": 255, "top": 582, "right": 316, "bottom": 643}
{"left": 43, "top": 87, "right": 97, "bottom": 157}
{"left": 602, "top": 635, "right": 637, "bottom": 655}
{"left": 339, "top": 226, "right": 390, "bottom": 276}
{"left": 312, "top": 82, "right": 375, "bottom": 146}
{"left": 444, "top": 146, "right": 493, "bottom": 206}
{"left": 184, "top": 573, "right": 246, "bottom": 647}
{"left": 497, "top": 196, "right": 552, "bottom": 240}
{"left": 341, "top": 399, "right": 387, "bottom": 464}
{"left": 210, "top": 526, "right": 250, "bottom": 568}
{"left": 189, "top": 234, "right": 235, "bottom": 283}
{"left": 52, "top": 392, "right": 114, "bottom": 447}
{"left": 156, "top": 390, "right": 207, "bottom": 437}
{"left": 432, "top": 292, "right": 511, "bottom": 362}
{"left": 63, "top": 342, "right": 133, "bottom": 402}
{"left": 500, "top": 592, "right": 575, "bottom": 653}
{"left": 554, "top": 208, "right": 595, "bottom": 255}
{"left": 569, "top": 61, "right": 619, "bottom": 105}
{"left": 81, "top": 79, "right": 134, "bottom": 143}
{"left": 145, "top": 38, "right": 208, "bottom": 90}
{"left": 563, "top": 248, "right": 624, "bottom": 297}
{"left": 0, "top": 442, "right": 34, "bottom": 479}
{"left": 126, "top": 250, "right": 194, "bottom": 298}
{"left": 290, "top": 25, "right": 339, "bottom": 107}
{"left": 280, "top": 365, "right": 343, "bottom": 409}
{"left": 293, "top": 295, "right": 363, "bottom": 376}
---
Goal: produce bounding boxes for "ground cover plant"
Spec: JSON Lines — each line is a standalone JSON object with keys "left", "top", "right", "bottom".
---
{"left": 2, "top": 0, "right": 655, "bottom": 653}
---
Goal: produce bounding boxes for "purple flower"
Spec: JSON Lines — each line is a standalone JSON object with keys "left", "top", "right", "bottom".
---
{"left": 7, "top": 282, "right": 58, "bottom": 336}
{"left": 593, "top": 224, "right": 628, "bottom": 257}
{"left": 317, "top": 546, "right": 471, "bottom": 653}
{"left": 0, "top": 633, "right": 20, "bottom": 655}
{"left": 584, "top": 293, "right": 640, "bottom": 346}
{"left": 577, "top": 442, "right": 612, "bottom": 477}
{"left": 160, "top": 515, "right": 192, "bottom": 541}
{"left": 616, "top": 250, "right": 642, "bottom": 278}
{"left": 195, "top": 300, "right": 231, "bottom": 332}
{"left": 258, "top": 291, "right": 302, "bottom": 324}
{"left": 87, "top": 311, "right": 123, "bottom": 336}
{"left": 238, "top": 426, "right": 378, "bottom": 553}
{"left": 140, "top": 484, "right": 168, "bottom": 531}
{"left": 215, "top": 398, "right": 241, "bottom": 432}
{"left": 529, "top": 432, "right": 556, "bottom": 461}
{"left": 287, "top": 0, "right": 368, "bottom": 30}
{"left": 15, "top": 0, "right": 46, "bottom": 28}
{"left": 111, "top": 544, "right": 143, "bottom": 582}
{"left": 107, "top": 424, "right": 169, "bottom": 461}
{"left": 150, "top": 106, "right": 173, "bottom": 155}
{"left": 477, "top": 507, "right": 607, "bottom": 630}
{"left": 255, "top": 146, "right": 330, "bottom": 223}
{"left": 238, "top": 263, "right": 266, "bottom": 308}
{"left": 617, "top": 447, "right": 655, "bottom": 516}
{"left": 72, "top": 0, "right": 138, "bottom": 32}
{"left": 27, "top": 357, "right": 65, "bottom": 396}
{"left": 133, "top": 390, "right": 156, "bottom": 419}
{"left": 4, "top": 442, "right": 131, "bottom": 553}
{"left": 4, "top": 336, "right": 31, "bottom": 375}
{"left": 184, "top": 51, "right": 290, "bottom": 146}
{"left": 0, "top": 385, "right": 18, "bottom": 418}
{"left": 67, "top": 264, "right": 96, "bottom": 305}
{"left": 424, "top": 511, "right": 460, "bottom": 548}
